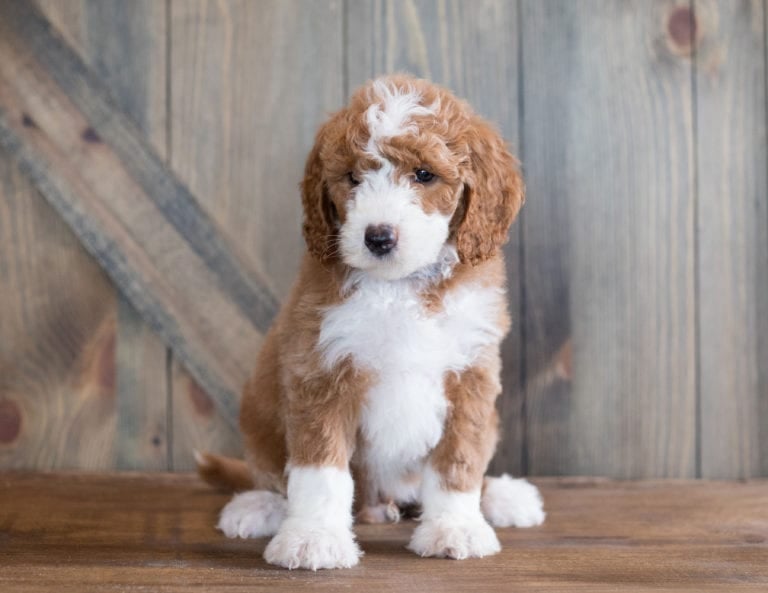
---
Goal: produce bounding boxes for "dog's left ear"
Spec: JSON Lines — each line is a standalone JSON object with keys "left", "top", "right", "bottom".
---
{"left": 455, "top": 118, "right": 525, "bottom": 265}
{"left": 301, "top": 115, "right": 342, "bottom": 263}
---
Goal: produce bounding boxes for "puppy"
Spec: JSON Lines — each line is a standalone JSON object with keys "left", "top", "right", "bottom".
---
{"left": 197, "top": 74, "right": 545, "bottom": 570}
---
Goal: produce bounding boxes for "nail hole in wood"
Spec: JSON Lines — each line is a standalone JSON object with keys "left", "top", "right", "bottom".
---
{"left": 82, "top": 127, "right": 101, "bottom": 143}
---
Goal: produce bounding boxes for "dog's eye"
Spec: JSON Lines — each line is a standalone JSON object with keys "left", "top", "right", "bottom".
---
{"left": 414, "top": 169, "right": 435, "bottom": 183}
{"left": 347, "top": 172, "right": 360, "bottom": 186}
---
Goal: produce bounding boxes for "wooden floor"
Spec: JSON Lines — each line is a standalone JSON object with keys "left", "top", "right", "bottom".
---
{"left": 0, "top": 474, "right": 766, "bottom": 592}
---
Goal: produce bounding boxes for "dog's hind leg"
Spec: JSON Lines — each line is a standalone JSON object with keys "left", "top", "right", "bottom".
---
{"left": 481, "top": 474, "right": 546, "bottom": 528}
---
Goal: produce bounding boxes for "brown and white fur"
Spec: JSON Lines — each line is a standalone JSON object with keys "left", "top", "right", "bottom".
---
{"left": 197, "top": 75, "right": 545, "bottom": 570}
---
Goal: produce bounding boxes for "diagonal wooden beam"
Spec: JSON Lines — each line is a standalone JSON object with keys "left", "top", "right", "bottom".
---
{"left": 0, "top": 0, "right": 281, "bottom": 426}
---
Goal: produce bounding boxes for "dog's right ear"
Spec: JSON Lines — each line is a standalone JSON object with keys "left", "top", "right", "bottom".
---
{"left": 301, "top": 114, "right": 343, "bottom": 263}
{"left": 455, "top": 116, "right": 524, "bottom": 266}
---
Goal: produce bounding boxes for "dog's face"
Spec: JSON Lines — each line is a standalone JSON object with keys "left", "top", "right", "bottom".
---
{"left": 302, "top": 75, "right": 524, "bottom": 279}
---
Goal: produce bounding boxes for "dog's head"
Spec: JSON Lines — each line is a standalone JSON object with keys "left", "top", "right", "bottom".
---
{"left": 301, "top": 75, "right": 524, "bottom": 280}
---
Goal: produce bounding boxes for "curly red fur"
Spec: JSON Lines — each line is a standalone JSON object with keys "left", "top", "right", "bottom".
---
{"left": 456, "top": 118, "right": 525, "bottom": 265}
{"left": 300, "top": 75, "right": 523, "bottom": 266}
{"left": 199, "top": 76, "right": 533, "bottom": 564}
{"left": 301, "top": 117, "right": 338, "bottom": 262}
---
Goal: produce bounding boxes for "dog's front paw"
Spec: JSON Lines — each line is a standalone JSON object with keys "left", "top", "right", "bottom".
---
{"left": 263, "top": 518, "right": 362, "bottom": 570}
{"left": 217, "top": 490, "right": 287, "bottom": 538}
{"left": 408, "top": 515, "right": 501, "bottom": 559}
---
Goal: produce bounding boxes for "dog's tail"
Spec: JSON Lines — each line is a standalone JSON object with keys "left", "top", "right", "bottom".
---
{"left": 194, "top": 451, "right": 255, "bottom": 492}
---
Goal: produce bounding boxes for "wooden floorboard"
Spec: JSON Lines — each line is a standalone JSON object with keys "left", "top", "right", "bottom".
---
{"left": 0, "top": 473, "right": 766, "bottom": 592}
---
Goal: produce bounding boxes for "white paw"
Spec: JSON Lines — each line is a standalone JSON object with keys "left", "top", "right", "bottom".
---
{"left": 481, "top": 474, "right": 546, "bottom": 528}
{"left": 408, "top": 515, "right": 501, "bottom": 559}
{"left": 217, "top": 490, "right": 287, "bottom": 538}
{"left": 263, "top": 518, "right": 362, "bottom": 570}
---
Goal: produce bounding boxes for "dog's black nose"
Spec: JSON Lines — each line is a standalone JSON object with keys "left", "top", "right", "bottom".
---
{"left": 364, "top": 224, "right": 398, "bottom": 256}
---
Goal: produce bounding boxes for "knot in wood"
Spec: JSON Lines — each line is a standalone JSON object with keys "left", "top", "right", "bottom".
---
{"left": 667, "top": 6, "right": 697, "bottom": 55}
{"left": 0, "top": 399, "right": 22, "bottom": 444}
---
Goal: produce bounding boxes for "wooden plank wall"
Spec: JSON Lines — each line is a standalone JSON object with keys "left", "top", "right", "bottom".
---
{"left": 37, "top": 0, "right": 170, "bottom": 472}
{"left": 0, "top": 0, "right": 765, "bottom": 478}
{"left": 695, "top": 0, "right": 768, "bottom": 478}
{"left": 523, "top": 1, "right": 699, "bottom": 478}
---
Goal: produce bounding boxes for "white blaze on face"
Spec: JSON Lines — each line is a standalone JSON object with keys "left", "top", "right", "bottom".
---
{"left": 363, "top": 80, "right": 435, "bottom": 148}
{"left": 339, "top": 81, "right": 450, "bottom": 281}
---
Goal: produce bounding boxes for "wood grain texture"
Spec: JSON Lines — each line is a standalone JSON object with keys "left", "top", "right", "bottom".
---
{"left": 169, "top": 363, "right": 243, "bottom": 471}
{"left": 0, "top": 149, "right": 117, "bottom": 469}
{"left": 170, "top": 0, "right": 343, "bottom": 300}
{"left": 34, "top": 0, "right": 88, "bottom": 56}
{"left": 36, "top": 0, "right": 171, "bottom": 470}
{"left": 521, "top": 0, "right": 697, "bottom": 478}
{"left": 0, "top": 0, "right": 122, "bottom": 470}
{"left": 0, "top": 1, "right": 279, "bottom": 435}
{"left": 1, "top": 1, "right": 765, "bottom": 477}
{"left": 1, "top": 473, "right": 766, "bottom": 592}
{"left": 694, "top": 0, "right": 768, "bottom": 478}
{"left": 168, "top": 0, "right": 343, "bottom": 469}
{"left": 346, "top": 0, "right": 525, "bottom": 476}
{"left": 81, "top": 0, "right": 169, "bottom": 470}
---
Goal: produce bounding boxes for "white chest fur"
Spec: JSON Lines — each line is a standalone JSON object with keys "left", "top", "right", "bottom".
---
{"left": 318, "top": 275, "right": 504, "bottom": 501}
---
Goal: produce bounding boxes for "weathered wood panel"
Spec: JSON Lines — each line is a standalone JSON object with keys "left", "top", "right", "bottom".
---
{"left": 168, "top": 0, "right": 344, "bottom": 468}
{"left": 169, "top": 364, "right": 241, "bottom": 471}
{"left": 35, "top": 0, "right": 171, "bottom": 470}
{"left": 0, "top": 0, "right": 123, "bottom": 470}
{"left": 81, "top": 0, "right": 169, "bottom": 470}
{"left": 695, "top": 0, "right": 768, "bottom": 478}
{"left": 0, "top": 1, "right": 279, "bottom": 444}
{"left": 521, "top": 0, "right": 697, "bottom": 478}
{"left": 0, "top": 147, "right": 116, "bottom": 468}
{"left": 346, "top": 0, "right": 525, "bottom": 476}
{"left": 33, "top": 0, "right": 88, "bottom": 56}
{"left": 0, "top": 0, "right": 765, "bottom": 477}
